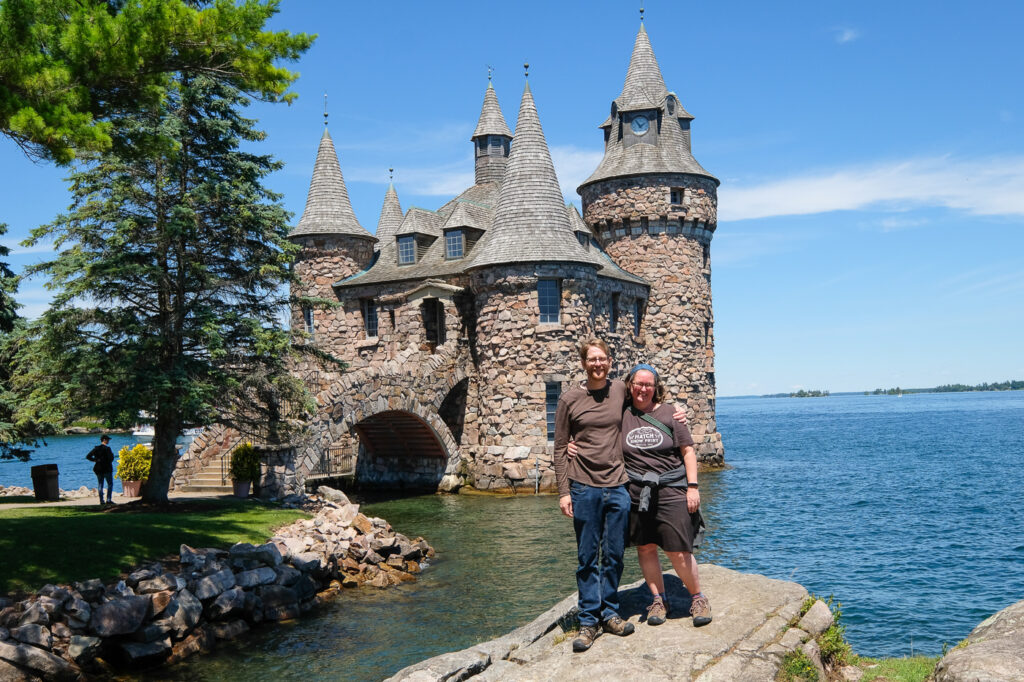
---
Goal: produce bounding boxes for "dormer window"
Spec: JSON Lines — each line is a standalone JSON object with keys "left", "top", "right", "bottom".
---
{"left": 397, "top": 235, "right": 416, "bottom": 264}
{"left": 445, "top": 229, "right": 464, "bottom": 259}
{"left": 577, "top": 233, "right": 589, "bottom": 249}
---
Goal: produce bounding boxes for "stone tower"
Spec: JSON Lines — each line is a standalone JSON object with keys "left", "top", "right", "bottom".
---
{"left": 288, "top": 126, "right": 377, "bottom": 349}
{"left": 471, "top": 81, "right": 513, "bottom": 185}
{"left": 578, "top": 24, "right": 724, "bottom": 465}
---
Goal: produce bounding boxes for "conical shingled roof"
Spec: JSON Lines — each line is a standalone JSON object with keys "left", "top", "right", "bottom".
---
{"left": 580, "top": 26, "right": 718, "bottom": 189}
{"left": 617, "top": 24, "right": 667, "bottom": 112}
{"left": 469, "top": 84, "right": 601, "bottom": 271}
{"left": 289, "top": 128, "right": 373, "bottom": 239}
{"left": 374, "top": 183, "right": 404, "bottom": 242}
{"left": 471, "top": 82, "right": 513, "bottom": 139}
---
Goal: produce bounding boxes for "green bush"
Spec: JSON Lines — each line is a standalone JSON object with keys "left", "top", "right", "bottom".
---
{"left": 229, "top": 442, "right": 261, "bottom": 482}
{"left": 115, "top": 444, "right": 152, "bottom": 481}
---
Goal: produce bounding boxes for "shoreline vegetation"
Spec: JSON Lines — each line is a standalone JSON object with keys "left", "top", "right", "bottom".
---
{"left": 750, "top": 379, "right": 1024, "bottom": 399}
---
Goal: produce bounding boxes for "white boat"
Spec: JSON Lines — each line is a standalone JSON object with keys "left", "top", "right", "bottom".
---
{"left": 132, "top": 419, "right": 203, "bottom": 447}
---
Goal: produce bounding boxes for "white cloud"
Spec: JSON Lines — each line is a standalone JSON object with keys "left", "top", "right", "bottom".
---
{"left": 348, "top": 160, "right": 474, "bottom": 197}
{"left": 834, "top": 27, "right": 860, "bottom": 44}
{"left": 719, "top": 156, "right": 1024, "bottom": 222}
{"left": 550, "top": 145, "right": 604, "bottom": 201}
{"left": 7, "top": 241, "right": 57, "bottom": 255}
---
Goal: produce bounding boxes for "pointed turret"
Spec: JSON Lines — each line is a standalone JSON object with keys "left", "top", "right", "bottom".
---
{"left": 469, "top": 83, "right": 599, "bottom": 270}
{"left": 471, "top": 81, "right": 513, "bottom": 185}
{"left": 374, "top": 183, "right": 404, "bottom": 243}
{"left": 617, "top": 24, "right": 668, "bottom": 112}
{"left": 579, "top": 24, "right": 716, "bottom": 190}
{"left": 289, "top": 129, "right": 373, "bottom": 239}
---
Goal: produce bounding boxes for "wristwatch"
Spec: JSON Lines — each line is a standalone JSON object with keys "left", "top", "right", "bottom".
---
{"left": 687, "top": 482, "right": 699, "bottom": 489}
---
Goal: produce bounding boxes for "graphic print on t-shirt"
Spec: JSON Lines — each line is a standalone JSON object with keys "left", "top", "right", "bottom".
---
{"left": 625, "top": 425, "right": 665, "bottom": 450}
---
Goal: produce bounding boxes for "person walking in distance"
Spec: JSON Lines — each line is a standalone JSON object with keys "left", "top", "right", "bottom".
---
{"left": 86, "top": 435, "right": 115, "bottom": 504}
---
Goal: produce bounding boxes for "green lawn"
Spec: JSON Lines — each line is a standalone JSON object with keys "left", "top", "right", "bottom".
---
{"left": 0, "top": 500, "right": 308, "bottom": 595}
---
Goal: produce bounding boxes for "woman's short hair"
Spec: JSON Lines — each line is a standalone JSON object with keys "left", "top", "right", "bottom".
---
{"left": 578, "top": 338, "right": 611, "bottom": 363}
{"left": 626, "top": 364, "right": 666, "bottom": 404}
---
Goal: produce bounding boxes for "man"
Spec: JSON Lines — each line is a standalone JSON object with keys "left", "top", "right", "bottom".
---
{"left": 86, "top": 435, "right": 115, "bottom": 504}
{"left": 553, "top": 338, "right": 635, "bottom": 652}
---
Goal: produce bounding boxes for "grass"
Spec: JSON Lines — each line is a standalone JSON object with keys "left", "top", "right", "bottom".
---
{"left": 778, "top": 651, "right": 819, "bottom": 681}
{"left": 0, "top": 499, "right": 308, "bottom": 595}
{"left": 854, "top": 655, "right": 939, "bottom": 681}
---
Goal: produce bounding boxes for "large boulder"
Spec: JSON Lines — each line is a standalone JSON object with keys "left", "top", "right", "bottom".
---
{"left": 90, "top": 595, "right": 149, "bottom": 637}
{"left": 0, "top": 640, "right": 75, "bottom": 680}
{"left": 192, "top": 568, "right": 236, "bottom": 601}
{"left": 9, "top": 624, "right": 51, "bottom": 650}
{"left": 163, "top": 589, "right": 203, "bottom": 640}
{"left": 934, "top": 598, "right": 1024, "bottom": 682}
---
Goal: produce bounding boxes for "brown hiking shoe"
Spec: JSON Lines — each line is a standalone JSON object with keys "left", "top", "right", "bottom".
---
{"left": 602, "top": 615, "right": 635, "bottom": 636}
{"left": 572, "top": 624, "right": 600, "bottom": 652}
{"left": 690, "top": 594, "right": 712, "bottom": 627}
{"left": 645, "top": 596, "right": 667, "bottom": 625}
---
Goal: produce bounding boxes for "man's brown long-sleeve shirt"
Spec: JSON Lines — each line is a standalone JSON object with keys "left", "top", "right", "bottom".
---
{"left": 553, "top": 379, "right": 629, "bottom": 496}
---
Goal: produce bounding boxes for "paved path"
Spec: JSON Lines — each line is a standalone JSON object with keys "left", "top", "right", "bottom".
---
{"left": 0, "top": 490, "right": 234, "bottom": 511}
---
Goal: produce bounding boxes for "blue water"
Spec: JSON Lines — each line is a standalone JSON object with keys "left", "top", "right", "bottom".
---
{"left": 708, "top": 391, "right": 1024, "bottom": 657}
{"left": 0, "top": 433, "right": 138, "bottom": 491}
{"left": 8, "top": 392, "right": 1024, "bottom": 676}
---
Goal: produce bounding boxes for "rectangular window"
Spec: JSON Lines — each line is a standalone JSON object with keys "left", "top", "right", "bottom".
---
{"left": 397, "top": 235, "right": 416, "bottom": 264}
{"left": 640, "top": 216, "right": 649, "bottom": 232}
{"left": 670, "top": 188, "right": 684, "bottom": 204}
{"left": 445, "top": 229, "right": 464, "bottom": 259}
{"left": 577, "top": 232, "right": 589, "bottom": 248}
{"left": 634, "top": 298, "right": 645, "bottom": 335}
{"left": 423, "top": 298, "right": 446, "bottom": 346}
{"left": 302, "top": 306, "right": 315, "bottom": 338}
{"left": 609, "top": 293, "right": 619, "bottom": 333}
{"left": 362, "top": 299, "right": 378, "bottom": 338}
{"left": 538, "top": 279, "right": 560, "bottom": 324}
{"left": 545, "top": 382, "right": 560, "bottom": 442}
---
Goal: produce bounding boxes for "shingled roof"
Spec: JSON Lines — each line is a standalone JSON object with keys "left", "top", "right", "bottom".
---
{"left": 289, "top": 128, "right": 374, "bottom": 240}
{"left": 579, "top": 26, "right": 718, "bottom": 189}
{"left": 472, "top": 82, "right": 513, "bottom": 139}
{"left": 374, "top": 183, "right": 404, "bottom": 242}
{"left": 468, "top": 84, "right": 601, "bottom": 271}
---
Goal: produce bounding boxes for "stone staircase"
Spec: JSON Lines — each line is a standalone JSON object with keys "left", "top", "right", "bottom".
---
{"left": 177, "top": 452, "right": 233, "bottom": 494}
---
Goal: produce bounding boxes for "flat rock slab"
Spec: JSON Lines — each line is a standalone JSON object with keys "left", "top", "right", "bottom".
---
{"left": 388, "top": 564, "right": 809, "bottom": 681}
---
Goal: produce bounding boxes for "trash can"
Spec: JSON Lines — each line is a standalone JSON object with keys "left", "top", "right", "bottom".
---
{"left": 30, "top": 463, "right": 60, "bottom": 502}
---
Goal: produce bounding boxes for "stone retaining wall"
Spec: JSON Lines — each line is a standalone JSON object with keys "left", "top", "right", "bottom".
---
{"left": 0, "top": 488, "right": 432, "bottom": 679}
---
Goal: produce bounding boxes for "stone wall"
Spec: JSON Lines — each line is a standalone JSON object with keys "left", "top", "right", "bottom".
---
{"left": 466, "top": 263, "right": 649, "bottom": 491}
{"left": 0, "top": 490, "right": 433, "bottom": 679}
{"left": 582, "top": 174, "right": 724, "bottom": 464}
{"left": 171, "top": 425, "right": 243, "bottom": 491}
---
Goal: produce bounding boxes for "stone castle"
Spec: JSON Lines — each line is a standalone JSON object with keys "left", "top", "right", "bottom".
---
{"left": 270, "top": 23, "right": 723, "bottom": 495}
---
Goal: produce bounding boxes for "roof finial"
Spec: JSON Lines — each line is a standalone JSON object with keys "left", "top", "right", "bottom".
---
{"left": 388, "top": 167, "right": 394, "bottom": 182}
{"left": 487, "top": 64, "right": 493, "bottom": 82}
{"left": 524, "top": 61, "right": 530, "bottom": 79}
{"left": 640, "top": 2, "right": 645, "bottom": 23}
{"left": 323, "top": 93, "right": 328, "bottom": 126}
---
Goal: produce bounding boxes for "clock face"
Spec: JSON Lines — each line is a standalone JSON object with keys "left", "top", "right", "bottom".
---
{"left": 630, "top": 114, "right": 650, "bottom": 135}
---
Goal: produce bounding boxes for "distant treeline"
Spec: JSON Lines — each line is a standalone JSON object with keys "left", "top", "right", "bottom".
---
{"left": 762, "top": 390, "right": 831, "bottom": 398}
{"left": 867, "top": 380, "right": 1024, "bottom": 395}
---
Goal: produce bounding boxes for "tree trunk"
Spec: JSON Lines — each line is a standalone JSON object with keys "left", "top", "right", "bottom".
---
{"left": 141, "top": 412, "right": 181, "bottom": 503}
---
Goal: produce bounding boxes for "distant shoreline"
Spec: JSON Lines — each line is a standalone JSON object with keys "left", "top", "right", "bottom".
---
{"left": 720, "top": 384, "right": 1024, "bottom": 400}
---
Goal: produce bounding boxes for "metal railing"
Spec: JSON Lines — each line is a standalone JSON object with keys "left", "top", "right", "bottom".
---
{"left": 312, "top": 445, "right": 355, "bottom": 477}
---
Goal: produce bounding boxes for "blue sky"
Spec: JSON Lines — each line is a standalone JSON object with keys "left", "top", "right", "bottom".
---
{"left": 1, "top": 1, "right": 1022, "bottom": 396}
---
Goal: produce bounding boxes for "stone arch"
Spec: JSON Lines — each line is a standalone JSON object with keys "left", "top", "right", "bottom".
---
{"left": 295, "top": 345, "right": 472, "bottom": 492}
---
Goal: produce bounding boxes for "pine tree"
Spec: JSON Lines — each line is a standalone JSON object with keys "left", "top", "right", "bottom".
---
{"left": 20, "top": 72, "right": 312, "bottom": 502}
{"left": 0, "top": 0, "right": 312, "bottom": 164}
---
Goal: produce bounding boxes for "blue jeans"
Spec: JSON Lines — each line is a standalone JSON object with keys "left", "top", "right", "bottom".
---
{"left": 96, "top": 472, "right": 113, "bottom": 502}
{"left": 570, "top": 481, "right": 630, "bottom": 627}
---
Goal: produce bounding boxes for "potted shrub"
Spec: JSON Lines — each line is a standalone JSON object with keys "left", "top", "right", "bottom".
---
{"left": 229, "top": 442, "right": 260, "bottom": 498}
{"left": 116, "top": 444, "right": 152, "bottom": 497}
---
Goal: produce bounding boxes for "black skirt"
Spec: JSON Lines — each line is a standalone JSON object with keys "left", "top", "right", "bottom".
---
{"left": 627, "top": 486, "right": 696, "bottom": 553}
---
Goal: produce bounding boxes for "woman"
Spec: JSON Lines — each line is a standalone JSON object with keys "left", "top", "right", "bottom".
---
{"left": 621, "top": 363, "right": 710, "bottom": 627}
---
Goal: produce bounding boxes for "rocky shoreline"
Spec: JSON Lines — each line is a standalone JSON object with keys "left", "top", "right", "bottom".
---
{"left": 387, "top": 564, "right": 1024, "bottom": 682}
{"left": 0, "top": 487, "right": 433, "bottom": 679}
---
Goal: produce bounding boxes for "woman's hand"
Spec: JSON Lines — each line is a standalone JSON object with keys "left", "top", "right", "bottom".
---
{"left": 686, "top": 487, "right": 700, "bottom": 513}
{"left": 566, "top": 440, "right": 578, "bottom": 459}
{"left": 673, "top": 406, "right": 688, "bottom": 424}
